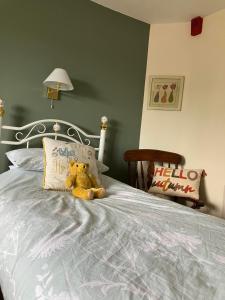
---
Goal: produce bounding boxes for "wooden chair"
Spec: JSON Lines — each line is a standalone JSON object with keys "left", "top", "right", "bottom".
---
{"left": 123, "top": 149, "right": 204, "bottom": 209}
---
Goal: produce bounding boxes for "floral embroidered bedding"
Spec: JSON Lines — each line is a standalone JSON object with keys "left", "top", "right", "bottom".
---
{"left": 0, "top": 168, "right": 225, "bottom": 300}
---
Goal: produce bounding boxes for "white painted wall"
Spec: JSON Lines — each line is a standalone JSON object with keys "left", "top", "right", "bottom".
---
{"left": 140, "top": 9, "right": 225, "bottom": 217}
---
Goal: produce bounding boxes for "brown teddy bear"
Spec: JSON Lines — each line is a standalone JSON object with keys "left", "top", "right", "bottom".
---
{"left": 65, "top": 161, "right": 106, "bottom": 200}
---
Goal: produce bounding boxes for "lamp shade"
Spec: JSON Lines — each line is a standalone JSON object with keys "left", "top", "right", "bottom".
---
{"left": 43, "top": 68, "right": 74, "bottom": 91}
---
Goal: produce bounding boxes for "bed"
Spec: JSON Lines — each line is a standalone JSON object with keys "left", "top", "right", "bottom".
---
{"left": 0, "top": 112, "right": 225, "bottom": 299}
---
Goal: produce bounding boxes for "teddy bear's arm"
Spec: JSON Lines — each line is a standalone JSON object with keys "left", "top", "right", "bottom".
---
{"left": 65, "top": 175, "right": 76, "bottom": 189}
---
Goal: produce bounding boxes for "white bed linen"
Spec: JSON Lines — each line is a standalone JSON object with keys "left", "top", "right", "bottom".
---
{"left": 0, "top": 169, "right": 225, "bottom": 300}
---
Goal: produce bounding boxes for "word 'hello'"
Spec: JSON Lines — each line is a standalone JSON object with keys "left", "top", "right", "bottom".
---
{"left": 154, "top": 167, "right": 198, "bottom": 181}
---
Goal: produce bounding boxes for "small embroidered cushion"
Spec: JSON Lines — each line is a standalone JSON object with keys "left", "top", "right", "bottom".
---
{"left": 43, "top": 137, "right": 100, "bottom": 190}
{"left": 148, "top": 167, "right": 203, "bottom": 200}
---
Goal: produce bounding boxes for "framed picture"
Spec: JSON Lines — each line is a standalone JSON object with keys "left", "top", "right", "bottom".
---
{"left": 148, "top": 75, "right": 185, "bottom": 111}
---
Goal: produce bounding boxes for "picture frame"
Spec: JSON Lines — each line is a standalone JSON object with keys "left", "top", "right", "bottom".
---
{"left": 148, "top": 75, "right": 185, "bottom": 111}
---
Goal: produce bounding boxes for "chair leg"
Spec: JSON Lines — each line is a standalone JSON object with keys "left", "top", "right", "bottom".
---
{"left": 191, "top": 200, "right": 204, "bottom": 209}
{"left": 191, "top": 202, "right": 198, "bottom": 209}
{"left": 0, "top": 288, "right": 4, "bottom": 300}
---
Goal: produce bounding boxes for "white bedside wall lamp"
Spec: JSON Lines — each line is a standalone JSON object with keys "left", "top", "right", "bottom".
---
{"left": 43, "top": 68, "right": 74, "bottom": 109}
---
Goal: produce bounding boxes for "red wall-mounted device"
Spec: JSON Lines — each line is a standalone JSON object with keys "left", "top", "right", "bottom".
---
{"left": 191, "top": 16, "right": 203, "bottom": 36}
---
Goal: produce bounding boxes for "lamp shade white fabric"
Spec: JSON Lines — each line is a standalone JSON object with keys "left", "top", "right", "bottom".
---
{"left": 43, "top": 68, "right": 74, "bottom": 91}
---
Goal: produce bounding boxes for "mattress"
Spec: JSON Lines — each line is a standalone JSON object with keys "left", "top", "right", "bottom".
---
{"left": 0, "top": 169, "right": 225, "bottom": 300}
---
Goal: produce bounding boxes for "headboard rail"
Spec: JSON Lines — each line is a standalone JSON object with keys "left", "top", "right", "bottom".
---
{"left": 0, "top": 114, "right": 108, "bottom": 162}
{"left": 2, "top": 119, "right": 100, "bottom": 138}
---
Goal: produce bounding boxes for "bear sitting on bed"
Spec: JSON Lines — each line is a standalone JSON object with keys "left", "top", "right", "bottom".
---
{"left": 65, "top": 161, "right": 106, "bottom": 200}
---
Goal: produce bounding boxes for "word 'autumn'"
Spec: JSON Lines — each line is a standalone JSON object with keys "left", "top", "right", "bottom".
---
{"left": 154, "top": 167, "right": 198, "bottom": 181}
{"left": 151, "top": 178, "right": 195, "bottom": 194}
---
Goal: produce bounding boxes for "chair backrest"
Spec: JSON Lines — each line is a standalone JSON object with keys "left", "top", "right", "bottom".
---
{"left": 124, "top": 149, "right": 183, "bottom": 191}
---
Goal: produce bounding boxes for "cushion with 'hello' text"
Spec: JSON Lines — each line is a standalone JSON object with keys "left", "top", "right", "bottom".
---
{"left": 148, "top": 167, "right": 203, "bottom": 200}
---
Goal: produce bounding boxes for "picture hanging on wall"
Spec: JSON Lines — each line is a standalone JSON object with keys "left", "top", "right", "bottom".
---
{"left": 148, "top": 75, "right": 185, "bottom": 111}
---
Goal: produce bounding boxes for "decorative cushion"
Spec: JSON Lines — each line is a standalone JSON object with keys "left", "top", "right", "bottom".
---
{"left": 149, "top": 167, "right": 203, "bottom": 200}
{"left": 6, "top": 148, "right": 43, "bottom": 171}
{"left": 43, "top": 137, "right": 100, "bottom": 190}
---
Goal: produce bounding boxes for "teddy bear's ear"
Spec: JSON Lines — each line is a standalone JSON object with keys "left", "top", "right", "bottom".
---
{"left": 69, "top": 160, "right": 75, "bottom": 167}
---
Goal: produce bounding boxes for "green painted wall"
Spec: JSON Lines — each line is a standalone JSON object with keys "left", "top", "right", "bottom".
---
{"left": 0, "top": 0, "right": 149, "bottom": 181}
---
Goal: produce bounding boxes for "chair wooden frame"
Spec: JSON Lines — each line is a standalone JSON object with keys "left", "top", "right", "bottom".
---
{"left": 124, "top": 149, "right": 204, "bottom": 209}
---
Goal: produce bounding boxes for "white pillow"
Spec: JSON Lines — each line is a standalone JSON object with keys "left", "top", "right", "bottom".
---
{"left": 8, "top": 165, "right": 19, "bottom": 170}
{"left": 43, "top": 137, "right": 100, "bottom": 190}
{"left": 96, "top": 160, "right": 109, "bottom": 173}
{"left": 6, "top": 147, "right": 108, "bottom": 175}
{"left": 6, "top": 148, "right": 43, "bottom": 171}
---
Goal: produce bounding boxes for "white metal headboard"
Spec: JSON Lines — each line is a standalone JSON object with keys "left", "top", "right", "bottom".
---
{"left": 0, "top": 102, "right": 108, "bottom": 162}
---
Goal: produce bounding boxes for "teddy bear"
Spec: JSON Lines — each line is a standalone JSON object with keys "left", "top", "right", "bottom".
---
{"left": 65, "top": 161, "right": 106, "bottom": 200}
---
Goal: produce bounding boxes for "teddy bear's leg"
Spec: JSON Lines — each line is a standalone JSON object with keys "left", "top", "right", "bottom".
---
{"left": 72, "top": 187, "right": 94, "bottom": 200}
{"left": 91, "top": 187, "right": 106, "bottom": 199}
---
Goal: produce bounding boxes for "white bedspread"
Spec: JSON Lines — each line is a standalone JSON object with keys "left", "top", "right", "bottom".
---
{"left": 0, "top": 169, "right": 225, "bottom": 300}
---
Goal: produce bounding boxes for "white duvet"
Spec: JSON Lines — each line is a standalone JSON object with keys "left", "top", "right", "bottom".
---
{"left": 0, "top": 168, "right": 225, "bottom": 300}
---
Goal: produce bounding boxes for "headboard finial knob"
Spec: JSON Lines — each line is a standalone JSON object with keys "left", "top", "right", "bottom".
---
{"left": 101, "top": 116, "right": 108, "bottom": 130}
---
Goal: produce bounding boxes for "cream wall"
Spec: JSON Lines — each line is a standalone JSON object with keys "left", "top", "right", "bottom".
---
{"left": 140, "top": 9, "right": 225, "bottom": 217}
